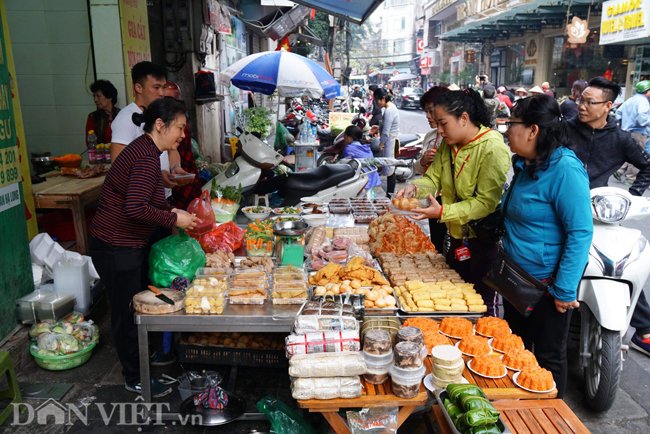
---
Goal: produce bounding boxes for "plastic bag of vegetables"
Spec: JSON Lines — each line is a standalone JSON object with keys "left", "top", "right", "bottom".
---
{"left": 37, "top": 334, "right": 60, "bottom": 355}
{"left": 72, "top": 321, "right": 99, "bottom": 343}
{"left": 29, "top": 321, "right": 55, "bottom": 339}
{"left": 50, "top": 321, "right": 74, "bottom": 335}
{"left": 64, "top": 312, "right": 85, "bottom": 324}
{"left": 56, "top": 334, "right": 82, "bottom": 355}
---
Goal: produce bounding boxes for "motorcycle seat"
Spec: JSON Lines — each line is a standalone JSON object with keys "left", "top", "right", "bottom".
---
{"left": 285, "top": 165, "right": 355, "bottom": 191}
{"left": 399, "top": 134, "right": 419, "bottom": 146}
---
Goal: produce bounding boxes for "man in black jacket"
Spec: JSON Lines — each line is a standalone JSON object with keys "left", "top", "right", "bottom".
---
{"left": 567, "top": 77, "right": 650, "bottom": 197}
{"left": 567, "top": 76, "right": 650, "bottom": 358}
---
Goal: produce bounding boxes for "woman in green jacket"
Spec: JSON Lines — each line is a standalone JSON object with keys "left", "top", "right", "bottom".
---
{"left": 396, "top": 88, "right": 511, "bottom": 316}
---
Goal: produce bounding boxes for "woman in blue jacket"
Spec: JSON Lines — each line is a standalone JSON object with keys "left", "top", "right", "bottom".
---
{"left": 503, "top": 95, "right": 593, "bottom": 399}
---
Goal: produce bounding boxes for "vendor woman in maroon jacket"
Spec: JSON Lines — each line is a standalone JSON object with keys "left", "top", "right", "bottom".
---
{"left": 89, "top": 98, "right": 198, "bottom": 398}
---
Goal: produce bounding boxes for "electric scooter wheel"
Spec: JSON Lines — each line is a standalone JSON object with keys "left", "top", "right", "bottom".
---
{"left": 584, "top": 312, "right": 622, "bottom": 412}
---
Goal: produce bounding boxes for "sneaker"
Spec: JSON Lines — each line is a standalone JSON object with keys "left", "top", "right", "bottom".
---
{"left": 631, "top": 335, "right": 650, "bottom": 357}
{"left": 625, "top": 181, "right": 634, "bottom": 186}
{"left": 613, "top": 172, "right": 622, "bottom": 181}
{"left": 150, "top": 351, "right": 176, "bottom": 366}
{"left": 125, "top": 379, "right": 173, "bottom": 398}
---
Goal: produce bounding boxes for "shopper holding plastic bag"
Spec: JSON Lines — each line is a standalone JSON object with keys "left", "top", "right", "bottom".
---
{"left": 89, "top": 98, "right": 199, "bottom": 399}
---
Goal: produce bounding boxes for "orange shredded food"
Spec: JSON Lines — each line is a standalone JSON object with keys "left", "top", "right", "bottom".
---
{"left": 402, "top": 317, "right": 447, "bottom": 351}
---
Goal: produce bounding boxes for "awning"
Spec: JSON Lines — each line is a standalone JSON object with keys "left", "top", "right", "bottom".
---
{"left": 288, "top": 0, "right": 385, "bottom": 25}
{"left": 369, "top": 71, "right": 380, "bottom": 77}
{"left": 440, "top": 0, "right": 597, "bottom": 43}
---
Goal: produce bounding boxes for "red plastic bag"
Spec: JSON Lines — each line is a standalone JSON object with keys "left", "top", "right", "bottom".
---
{"left": 198, "top": 222, "right": 245, "bottom": 254}
{"left": 187, "top": 190, "right": 216, "bottom": 237}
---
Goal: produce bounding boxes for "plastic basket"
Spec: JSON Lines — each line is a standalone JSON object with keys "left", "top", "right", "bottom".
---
{"left": 30, "top": 342, "right": 97, "bottom": 371}
{"left": 177, "top": 343, "right": 288, "bottom": 367}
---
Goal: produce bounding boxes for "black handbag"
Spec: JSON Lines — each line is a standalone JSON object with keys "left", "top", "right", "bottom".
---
{"left": 448, "top": 147, "right": 502, "bottom": 244}
{"left": 481, "top": 171, "right": 556, "bottom": 317}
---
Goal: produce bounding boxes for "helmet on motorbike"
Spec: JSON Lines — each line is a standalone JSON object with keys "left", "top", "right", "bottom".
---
{"left": 352, "top": 116, "right": 367, "bottom": 131}
{"left": 635, "top": 80, "right": 650, "bottom": 94}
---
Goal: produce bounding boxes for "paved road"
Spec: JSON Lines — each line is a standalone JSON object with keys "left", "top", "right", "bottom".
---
{"left": 392, "top": 107, "right": 650, "bottom": 431}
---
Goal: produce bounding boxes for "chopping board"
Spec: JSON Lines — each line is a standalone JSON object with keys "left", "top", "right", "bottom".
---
{"left": 133, "top": 289, "right": 184, "bottom": 314}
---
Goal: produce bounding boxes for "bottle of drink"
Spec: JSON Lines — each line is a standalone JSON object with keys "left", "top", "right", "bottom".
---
{"left": 95, "top": 143, "right": 104, "bottom": 164}
{"left": 300, "top": 122, "right": 308, "bottom": 143}
{"left": 104, "top": 143, "right": 111, "bottom": 164}
{"left": 87, "top": 130, "right": 97, "bottom": 164}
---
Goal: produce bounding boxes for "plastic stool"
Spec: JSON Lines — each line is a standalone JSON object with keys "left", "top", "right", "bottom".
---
{"left": 0, "top": 351, "right": 22, "bottom": 425}
{"left": 252, "top": 194, "right": 270, "bottom": 207}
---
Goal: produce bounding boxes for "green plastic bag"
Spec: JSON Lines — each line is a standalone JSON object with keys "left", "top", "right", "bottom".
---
{"left": 256, "top": 395, "right": 316, "bottom": 434}
{"left": 274, "top": 122, "right": 294, "bottom": 151}
{"left": 148, "top": 233, "right": 206, "bottom": 287}
{"left": 191, "top": 138, "right": 202, "bottom": 160}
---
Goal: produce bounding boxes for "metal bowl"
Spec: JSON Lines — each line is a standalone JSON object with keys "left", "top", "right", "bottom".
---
{"left": 273, "top": 221, "right": 309, "bottom": 237}
{"left": 31, "top": 157, "right": 57, "bottom": 175}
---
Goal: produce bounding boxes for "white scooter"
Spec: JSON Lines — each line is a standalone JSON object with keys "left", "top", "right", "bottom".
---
{"left": 573, "top": 187, "right": 650, "bottom": 411}
{"left": 202, "top": 129, "right": 375, "bottom": 206}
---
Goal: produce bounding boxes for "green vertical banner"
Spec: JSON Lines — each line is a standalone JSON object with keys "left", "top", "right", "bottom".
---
{"left": 0, "top": 4, "right": 33, "bottom": 338}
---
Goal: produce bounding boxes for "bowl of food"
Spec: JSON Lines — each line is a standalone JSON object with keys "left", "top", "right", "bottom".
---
{"left": 302, "top": 213, "right": 330, "bottom": 227}
{"left": 242, "top": 206, "right": 271, "bottom": 221}
{"left": 272, "top": 206, "right": 302, "bottom": 216}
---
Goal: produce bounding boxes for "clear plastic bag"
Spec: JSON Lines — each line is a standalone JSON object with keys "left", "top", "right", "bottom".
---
{"left": 288, "top": 351, "right": 366, "bottom": 376}
{"left": 347, "top": 406, "right": 399, "bottom": 434}
{"left": 346, "top": 242, "right": 374, "bottom": 268}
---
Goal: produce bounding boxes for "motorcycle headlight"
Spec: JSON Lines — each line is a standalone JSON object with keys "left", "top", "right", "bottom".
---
{"left": 592, "top": 194, "right": 631, "bottom": 223}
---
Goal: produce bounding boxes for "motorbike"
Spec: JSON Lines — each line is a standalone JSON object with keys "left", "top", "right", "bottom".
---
{"left": 571, "top": 187, "right": 650, "bottom": 411}
{"left": 202, "top": 129, "right": 375, "bottom": 206}
{"left": 318, "top": 133, "right": 423, "bottom": 182}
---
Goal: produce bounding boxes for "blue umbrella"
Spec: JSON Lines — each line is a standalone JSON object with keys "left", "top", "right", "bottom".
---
{"left": 220, "top": 51, "right": 341, "bottom": 99}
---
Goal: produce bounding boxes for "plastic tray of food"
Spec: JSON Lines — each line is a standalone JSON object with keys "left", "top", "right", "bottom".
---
{"left": 432, "top": 388, "right": 512, "bottom": 434}
{"left": 329, "top": 198, "right": 350, "bottom": 205}
{"left": 185, "top": 293, "right": 225, "bottom": 314}
{"left": 270, "top": 287, "right": 310, "bottom": 304}
{"left": 170, "top": 173, "right": 196, "bottom": 186}
{"left": 195, "top": 267, "right": 234, "bottom": 277}
{"left": 187, "top": 277, "right": 228, "bottom": 296}
{"left": 354, "top": 214, "right": 378, "bottom": 224}
{"left": 329, "top": 205, "right": 352, "bottom": 214}
{"left": 227, "top": 288, "right": 268, "bottom": 305}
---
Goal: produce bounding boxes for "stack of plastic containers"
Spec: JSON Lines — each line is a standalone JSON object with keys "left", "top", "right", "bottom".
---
{"left": 362, "top": 329, "right": 393, "bottom": 385}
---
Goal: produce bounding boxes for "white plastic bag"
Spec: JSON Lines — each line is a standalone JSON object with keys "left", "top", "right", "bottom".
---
{"left": 291, "top": 376, "right": 362, "bottom": 400}
{"left": 288, "top": 352, "right": 366, "bottom": 377}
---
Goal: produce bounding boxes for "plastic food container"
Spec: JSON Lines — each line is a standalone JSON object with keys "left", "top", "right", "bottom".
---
{"left": 186, "top": 277, "right": 228, "bottom": 296}
{"left": 271, "top": 288, "right": 309, "bottom": 305}
{"left": 185, "top": 293, "right": 224, "bottom": 314}
{"left": 354, "top": 214, "right": 377, "bottom": 224}
{"left": 329, "top": 206, "right": 351, "bottom": 214}
{"left": 15, "top": 291, "right": 53, "bottom": 324}
{"left": 227, "top": 289, "right": 268, "bottom": 305}
{"left": 170, "top": 173, "right": 196, "bottom": 186}
{"left": 35, "top": 293, "right": 76, "bottom": 321}
{"left": 389, "top": 364, "right": 426, "bottom": 398}
{"left": 362, "top": 350, "right": 393, "bottom": 384}
{"left": 195, "top": 267, "right": 234, "bottom": 277}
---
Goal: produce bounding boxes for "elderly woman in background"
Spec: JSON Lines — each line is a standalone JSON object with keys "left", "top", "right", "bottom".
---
{"left": 502, "top": 95, "right": 593, "bottom": 398}
{"left": 86, "top": 79, "right": 120, "bottom": 144}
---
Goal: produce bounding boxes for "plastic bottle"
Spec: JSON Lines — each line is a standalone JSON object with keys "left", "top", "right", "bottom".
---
{"left": 87, "top": 130, "right": 97, "bottom": 164}
{"left": 104, "top": 143, "right": 111, "bottom": 164}
{"left": 95, "top": 143, "right": 104, "bottom": 164}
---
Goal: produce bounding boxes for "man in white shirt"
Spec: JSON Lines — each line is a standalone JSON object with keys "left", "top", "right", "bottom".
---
{"left": 110, "top": 61, "right": 185, "bottom": 199}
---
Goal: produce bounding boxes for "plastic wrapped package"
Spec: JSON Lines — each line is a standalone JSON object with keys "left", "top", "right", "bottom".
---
{"left": 346, "top": 243, "right": 374, "bottom": 268}
{"left": 309, "top": 295, "right": 365, "bottom": 321}
{"left": 286, "top": 332, "right": 361, "bottom": 357}
{"left": 187, "top": 276, "right": 228, "bottom": 296}
{"left": 256, "top": 395, "right": 317, "bottom": 434}
{"left": 71, "top": 321, "right": 99, "bottom": 342}
{"left": 271, "top": 287, "right": 309, "bottom": 305}
{"left": 347, "top": 406, "right": 398, "bottom": 434}
{"left": 227, "top": 288, "right": 268, "bottom": 305}
{"left": 299, "top": 300, "right": 355, "bottom": 317}
{"left": 291, "top": 376, "right": 363, "bottom": 400}
{"left": 462, "top": 408, "right": 500, "bottom": 428}
{"left": 29, "top": 321, "right": 55, "bottom": 339}
{"left": 288, "top": 352, "right": 367, "bottom": 377}
{"left": 37, "top": 333, "right": 59, "bottom": 354}
{"left": 294, "top": 315, "right": 359, "bottom": 334}
{"left": 149, "top": 234, "right": 206, "bottom": 288}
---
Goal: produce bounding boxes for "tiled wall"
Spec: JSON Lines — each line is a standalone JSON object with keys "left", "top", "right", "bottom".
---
{"left": 6, "top": 0, "right": 96, "bottom": 157}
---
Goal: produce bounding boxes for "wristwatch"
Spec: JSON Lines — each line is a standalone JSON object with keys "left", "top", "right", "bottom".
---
{"left": 171, "top": 164, "right": 181, "bottom": 172}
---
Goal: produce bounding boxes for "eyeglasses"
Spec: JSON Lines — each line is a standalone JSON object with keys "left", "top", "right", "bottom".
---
{"left": 576, "top": 99, "right": 608, "bottom": 107}
{"left": 505, "top": 121, "right": 525, "bottom": 129}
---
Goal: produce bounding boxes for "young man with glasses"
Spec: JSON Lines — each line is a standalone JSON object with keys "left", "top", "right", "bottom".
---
{"left": 566, "top": 76, "right": 650, "bottom": 358}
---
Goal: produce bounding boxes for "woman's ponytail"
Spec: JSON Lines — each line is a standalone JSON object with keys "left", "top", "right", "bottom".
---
{"left": 466, "top": 88, "right": 491, "bottom": 129}
{"left": 132, "top": 112, "right": 145, "bottom": 126}
{"left": 433, "top": 88, "right": 491, "bottom": 128}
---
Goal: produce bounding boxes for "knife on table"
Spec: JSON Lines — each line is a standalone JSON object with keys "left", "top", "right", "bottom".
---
{"left": 148, "top": 285, "right": 176, "bottom": 305}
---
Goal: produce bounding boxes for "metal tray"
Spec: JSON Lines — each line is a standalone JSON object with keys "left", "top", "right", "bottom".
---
{"left": 179, "top": 390, "right": 246, "bottom": 426}
{"left": 398, "top": 308, "right": 484, "bottom": 318}
{"left": 433, "top": 388, "right": 512, "bottom": 434}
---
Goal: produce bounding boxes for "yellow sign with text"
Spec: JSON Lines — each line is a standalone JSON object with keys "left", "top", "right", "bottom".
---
{"left": 119, "top": 0, "right": 152, "bottom": 102}
{"left": 601, "top": 0, "right": 650, "bottom": 44}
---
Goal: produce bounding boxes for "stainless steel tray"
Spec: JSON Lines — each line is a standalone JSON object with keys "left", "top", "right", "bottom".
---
{"left": 398, "top": 307, "right": 484, "bottom": 317}
{"left": 432, "top": 388, "right": 512, "bottom": 434}
{"left": 179, "top": 390, "right": 246, "bottom": 426}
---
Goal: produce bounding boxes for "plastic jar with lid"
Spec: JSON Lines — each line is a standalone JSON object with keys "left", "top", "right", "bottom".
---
{"left": 362, "top": 350, "right": 393, "bottom": 384}
{"left": 388, "top": 364, "right": 426, "bottom": 399}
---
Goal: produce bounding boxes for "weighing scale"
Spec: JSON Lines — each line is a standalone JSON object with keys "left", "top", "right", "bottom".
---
{"left": 272, "top": 221, "right": 309, "bottom": 266}
{"left": 294, "top": 141, "right": 318, "bottom": 171}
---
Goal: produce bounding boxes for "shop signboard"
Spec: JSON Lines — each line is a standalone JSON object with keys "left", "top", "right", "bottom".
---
{"left": 601, "top": 0, "right": 650, "bottom": 45}
{"left": 119, "top": 0, "right": 152, "bottom": 102}
{"left": 429, "top": 0, "right": 458, "bottom": 17}
{"left": 457, "top": 0, "right": 508, "bottom": 20}
{"left": 421, "top": 67, "right": 432, "bottom": 75}
{"left": 329, "top": 112, "right": 357, "bottom": 134}
{"left": 420, "top": 57, "right": 432, "bottom": 68}
{"left": 417, "top": 39, "right": 424, "bottom": 53}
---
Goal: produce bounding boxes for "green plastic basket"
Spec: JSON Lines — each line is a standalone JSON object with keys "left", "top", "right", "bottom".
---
{"left": 30, "top": 342, "right": 97, "bottom": 371}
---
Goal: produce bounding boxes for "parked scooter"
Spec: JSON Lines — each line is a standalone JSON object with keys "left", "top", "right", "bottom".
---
{"left": 202, "top": 129, "right": 375, "bottom": 206}
{"left": 571, "top": 187, "right": 650, "bottom": 411}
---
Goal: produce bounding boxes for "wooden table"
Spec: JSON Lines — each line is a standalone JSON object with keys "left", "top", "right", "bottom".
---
{"left": 32, "top": 171, "right": 106, "bottom": 254}
{"left": 297, "top": 375, "right": 429, "bottom": 434}
{"left": 436, "top": 333, "right": 558, "bottom": 400}
{"left": 429, "top": 399, "right": 590, "bottom": 434}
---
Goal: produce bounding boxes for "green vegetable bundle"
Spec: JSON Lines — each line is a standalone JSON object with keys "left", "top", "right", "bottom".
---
{"left": 444, "top": 384, "right": 503, "bottom": 434}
